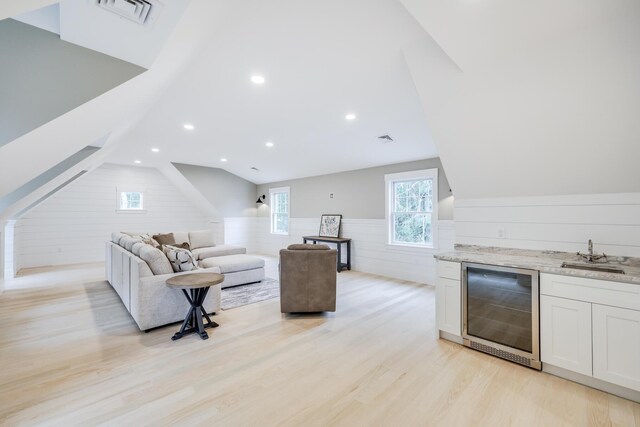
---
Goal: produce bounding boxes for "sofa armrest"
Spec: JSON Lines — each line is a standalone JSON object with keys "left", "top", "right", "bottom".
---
{"left": 129, "top": 267, "right": 222, "bottom": 330}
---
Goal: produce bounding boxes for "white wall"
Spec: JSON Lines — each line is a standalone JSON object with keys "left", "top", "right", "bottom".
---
{"left": 232, "top": 216, "right": 454, "bottom": 284}
{"left": 14, "top": 163, "right": 211, "bottom": 271}
{"left": 455, "top": 193, "right": 640, "bottom": 258}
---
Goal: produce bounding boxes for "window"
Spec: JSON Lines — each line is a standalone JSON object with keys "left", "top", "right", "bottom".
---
{"left": 117, "top": 189, "right": 145, "bottom": 212}
{"left": 270, "top": 187, "right": 290, "bottom": 235}
{"left": 385, "top": 169, "right": 438, "bottom": 248}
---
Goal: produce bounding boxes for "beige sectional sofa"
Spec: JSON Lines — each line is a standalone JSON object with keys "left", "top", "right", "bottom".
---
{"left": 106, "top": 230, "right": 265, "bottom": 331}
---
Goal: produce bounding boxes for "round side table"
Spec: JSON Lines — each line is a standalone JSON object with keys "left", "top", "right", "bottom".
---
{"left": 166, "top": 272, "right": 224, "bottom": 341}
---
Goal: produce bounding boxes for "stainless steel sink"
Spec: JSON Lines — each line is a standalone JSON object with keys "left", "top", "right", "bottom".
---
{"left": 561, "top": 262, "right": 625, "bottom": 275}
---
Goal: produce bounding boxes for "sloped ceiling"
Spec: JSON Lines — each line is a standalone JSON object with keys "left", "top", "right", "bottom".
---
{"left": 0, "top": 18, "right": 144, "bottom": 147}
{"left": 0, "top": 0, "right": 219, "bottom": 201}
{"left": 59, "top": 0, "right": 190, "bottom": 68}
{"left": 400, "top": 0, "right": 640, "bottom": 199}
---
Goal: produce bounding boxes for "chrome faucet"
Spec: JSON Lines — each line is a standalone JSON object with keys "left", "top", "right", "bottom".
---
{"left": 577, "top": 239, "right": 607, "bottom": 263}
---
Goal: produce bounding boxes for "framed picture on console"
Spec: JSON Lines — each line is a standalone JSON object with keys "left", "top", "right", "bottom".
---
{"left": 319, "top": 214, "right": 342, "bottom": 238}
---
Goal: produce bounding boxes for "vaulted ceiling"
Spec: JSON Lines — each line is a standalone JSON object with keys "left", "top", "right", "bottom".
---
{"left": 107, "top": 0, "right": 436, "bottom": 184}
{"left": 1, "top": 0, "right": 638, "bottom": 218}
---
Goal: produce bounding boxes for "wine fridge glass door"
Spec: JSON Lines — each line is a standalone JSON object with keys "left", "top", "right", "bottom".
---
{"left": 465, "top": 265, "right": 536, "bottom": 353}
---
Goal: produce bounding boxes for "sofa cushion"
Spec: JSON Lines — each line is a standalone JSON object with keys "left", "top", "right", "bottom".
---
{"left": 112, "top": 232, "right": 126, "bottom": 244}
{"left": 189, "top": 230, "right": 216, "bottom": 250}
{"left": 163, "top": 244, "right": 199, "bottom": 273}
{"left": 131, "top": 242, "right": 146, "bottom": 257}
{"left": 139, "top": 245, "right": 173, "bottom": 275}
{"left": 199, "top": 254, "right": 264, "bottom": 273}
{"left": 192, "top": 245, "right": 246, "bottom": 260}
{"left": 119, "top": 236, "right": 141, "bottom": 251}
{"left": 152, "top": 233, "right": 176, "bottom": 247}
{"left": 287, "top": 244, "right": 330, "bottom": 250}
{"left": 173, "top": 231, "right": 190, "bottom": 246}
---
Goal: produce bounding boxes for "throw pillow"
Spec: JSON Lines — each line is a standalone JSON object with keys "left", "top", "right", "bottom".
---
{"left": 172, "top": 242, "right": 191, "bottom": 251}
{"left": 188, "top": 230, "right": 216, "bottom": 249}
{"left": 139, "top": 245, "right": 174, "bottom": 275}
{"left": 163, "top": 244, "right": 199, "bottom": 273}
{"left": 142, "top": 237, "right": 161, "bottom": 248}
{"left": 152, "top": 233, "right": 176, "bottom": 247}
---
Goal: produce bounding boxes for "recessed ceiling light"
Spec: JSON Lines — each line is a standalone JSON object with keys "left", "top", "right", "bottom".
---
{"left": 251, "top": 75, "right": 265, "bottom": 85}
{"left": 345, "top": 113, "right": 356, "bottom": 121}
{"left": 265, "top": 141, "right": 274, "bottom": 147}
{"left": 151, "top": 148, "right": 160, "bottom": 153}
{"left": 184, "top": 123, "right": 195, "bottom": 130}
{"left": 134, "top": 160, "right": 141, "bottom": 164}
{"left": 220, "top": 158, "right": 228, "bottom": 162}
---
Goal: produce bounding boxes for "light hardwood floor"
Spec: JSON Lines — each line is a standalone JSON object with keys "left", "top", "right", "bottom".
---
{"left": 1, "top": 258, "right": 639, "bottom": 426}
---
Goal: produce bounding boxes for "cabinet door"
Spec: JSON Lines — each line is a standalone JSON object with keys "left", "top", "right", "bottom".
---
{"left": 592, "top": 304, "right": 640, "bottom": 392}
{"left": 437, "top": 277, "right": 461, "bottom": 336}
{"left": 540, "top": 295, "right": 592, "bottom": 376}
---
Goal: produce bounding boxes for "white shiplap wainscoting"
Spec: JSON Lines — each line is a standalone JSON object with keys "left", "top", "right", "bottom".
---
{"left": 455, "top": 193, "right": 640, "bottom": 257}
{"left": 252, "top": 218, "right": 455, "bottom": 285}
{"left": 223, "top": 217, "right": 259, "bottom": 253}
{"left": 15, "top": 164, "right": 211, "bottom": 271}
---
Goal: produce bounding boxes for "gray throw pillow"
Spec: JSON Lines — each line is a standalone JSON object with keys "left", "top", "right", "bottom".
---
{"left": 163, "top": 244, "right": 199, "bottom": 273}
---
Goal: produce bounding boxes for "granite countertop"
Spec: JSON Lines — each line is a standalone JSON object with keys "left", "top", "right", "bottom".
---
{"left": 434, "top": 245, "right": 640, "bottom": 285}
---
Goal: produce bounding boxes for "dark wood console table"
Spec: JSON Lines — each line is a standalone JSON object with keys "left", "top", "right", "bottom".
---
{"left": 302, "top": 236, "right": 351, "bottom": 272}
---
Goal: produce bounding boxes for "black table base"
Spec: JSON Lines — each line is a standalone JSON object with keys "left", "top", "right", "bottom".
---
{"left": 302, "top": 236, "right": 352, "bottom": 272}
{"left": 171, "top": 287, "right": 219, "bottom": 341}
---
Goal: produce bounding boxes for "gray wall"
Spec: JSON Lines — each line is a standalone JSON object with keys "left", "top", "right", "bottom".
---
{"left": 173, "top": 163, "right": 257, "bottom": 217}
{"left": 0, "top": 19, "right": 145, "bottom": 147}
{"left": 257, "top": 158, "right": 453, "bottom": 220}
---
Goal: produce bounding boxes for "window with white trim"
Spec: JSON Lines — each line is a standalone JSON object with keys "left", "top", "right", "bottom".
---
{"left": 385, "top": 169, "right": 438, "bottom": 247}
{"left": 117, "top": 189, "right": 145, "bottom": 212}
{"left": 270, "top": 186, "right": 290, "bottom": 235}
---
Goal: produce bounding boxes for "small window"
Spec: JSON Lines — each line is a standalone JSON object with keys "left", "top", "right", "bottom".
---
{"left": 117, "top": 189, "right": 145, "bottom": 212}
{"left": 270, "top": 187, "right": 290, "bottom": 235}
{"left": 385, "top": 169, "right": 438, "bottom": 248}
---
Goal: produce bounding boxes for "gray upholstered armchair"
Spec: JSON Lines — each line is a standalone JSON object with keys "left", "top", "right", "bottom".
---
{"left": 279, "top": 244, "right": 337, "bottom": 313}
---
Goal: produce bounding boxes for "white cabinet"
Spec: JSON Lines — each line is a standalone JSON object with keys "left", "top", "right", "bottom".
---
{"left": 436, "top": 261, "right": 461, "bottom": 337}
{"left": 541, "top": 273, "right": 640, "bottom": 394}
{"left": 592, "top": 304, "right": 640, "bottom": 392}
{"left": 540, "top": 295, "right": 592, "bottom": 376}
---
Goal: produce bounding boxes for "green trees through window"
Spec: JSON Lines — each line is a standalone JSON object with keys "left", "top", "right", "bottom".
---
{"left": 385, "top": 168, "right": 438, "bottom": 247}
{"left": 270, "top": 188, "right": 290, "bottom": 234}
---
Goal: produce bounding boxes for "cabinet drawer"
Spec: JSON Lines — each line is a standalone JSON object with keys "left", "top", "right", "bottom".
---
{"left": 437, "top": 260, "right": 461, "bottom": 281}
{"left": 540, "top": 273, "right": 640, "bottom": 311}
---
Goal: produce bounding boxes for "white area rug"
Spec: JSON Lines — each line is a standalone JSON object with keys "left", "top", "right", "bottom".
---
{"left": 220, "top": 277, "right": 280, "bottom": 310}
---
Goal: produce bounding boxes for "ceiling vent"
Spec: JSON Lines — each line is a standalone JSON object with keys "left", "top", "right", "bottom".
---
{"left": 96, "top": 0, "right": 162, "bottom": 27}
{"left": 378, "top": 134, "right": 394, "bottom": 143}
